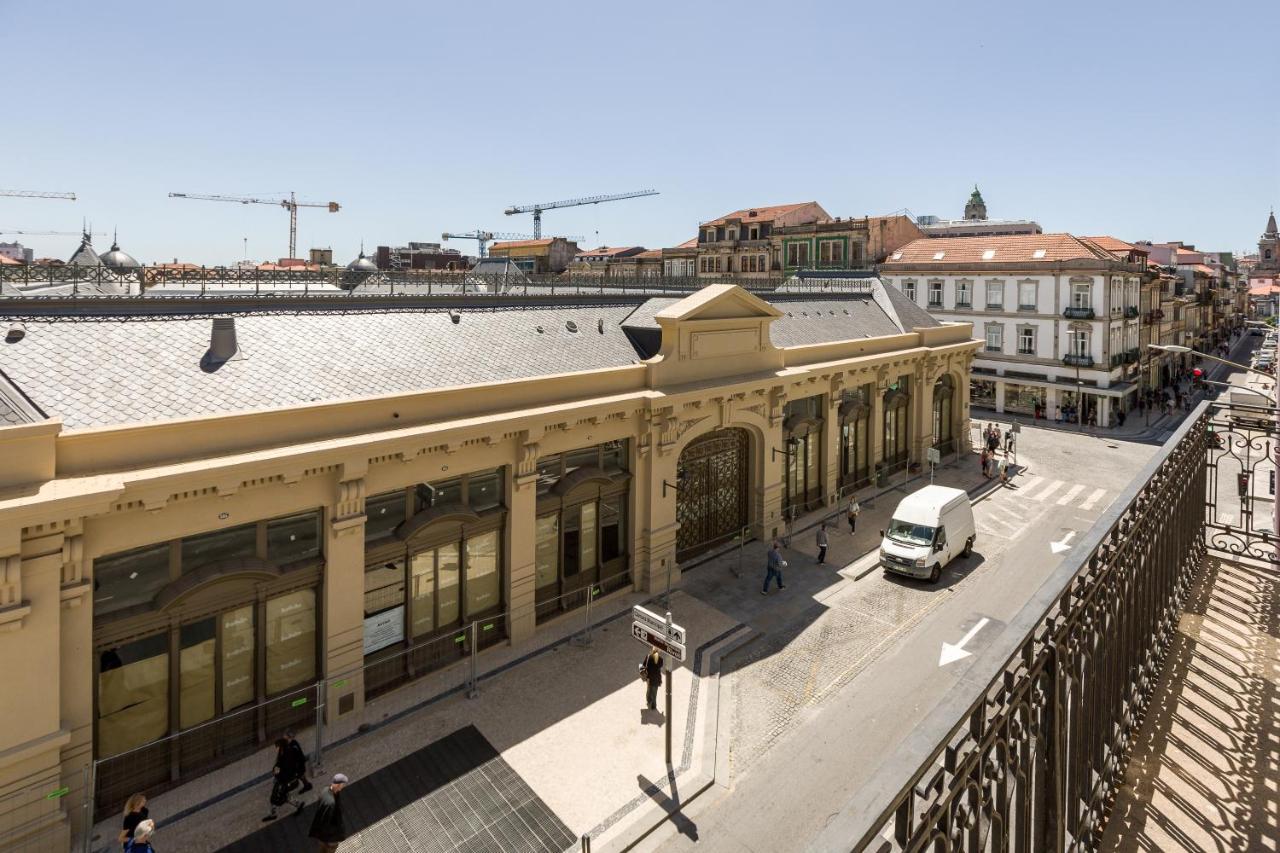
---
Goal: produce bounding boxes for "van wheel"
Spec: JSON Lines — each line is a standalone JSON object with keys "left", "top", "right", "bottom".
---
{"left": 928, "top": 565, "right": 940, "bottom": 584}
{"left": 962, "top": 537, "right": 974, "bottom": 558}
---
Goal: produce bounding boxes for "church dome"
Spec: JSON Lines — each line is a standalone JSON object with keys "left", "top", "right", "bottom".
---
{"left": 347, "top": 251, "right": 377, "bottom": 272}
{"left": 99, "top": 240, "right": 140, "bottom": 271}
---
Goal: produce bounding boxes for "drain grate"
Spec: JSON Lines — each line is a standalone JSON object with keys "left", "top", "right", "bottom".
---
{"left": 218, "top": 725, "right": 575, "bottom": 853}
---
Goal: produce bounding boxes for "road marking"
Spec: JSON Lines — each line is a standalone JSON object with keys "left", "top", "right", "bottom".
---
{"left": 939, "top": 617, "right": 991, "bottom": 666}
{"left": 1028, "top": 480, "right": 1063, "bottom": 502}
{"left": 1050, "top": 531, "right": 1077, "bottom": 554}
{"left": 1056, "top": 484, "right": 1086, "bottom": 506}
{"left": 1079, "top": 487, "right": 1108, "bottom": 511}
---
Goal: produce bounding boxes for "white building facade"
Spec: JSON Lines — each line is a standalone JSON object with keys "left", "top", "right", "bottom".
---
{"left": 881, "top": 235, "right": 1146, "bottom": 427}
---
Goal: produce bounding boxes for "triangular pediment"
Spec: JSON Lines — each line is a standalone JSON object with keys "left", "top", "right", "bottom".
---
{"left": 654, "top": 284, "right": 783, "bottom": 323}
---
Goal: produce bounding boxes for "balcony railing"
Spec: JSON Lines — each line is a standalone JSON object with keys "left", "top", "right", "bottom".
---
{"left": 831, "top": 401, "right": 1269, "bottom": 852}
{"left": 1063, "top": 353, "right": 1094, "bottom": 367}
{"left": 1063, "top": 306, "right": 1095, "bottom": 319}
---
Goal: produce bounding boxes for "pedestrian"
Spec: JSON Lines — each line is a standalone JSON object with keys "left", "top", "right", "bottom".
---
{"left": 846, "top": 497, "right": 860, "bottom": 534}
{"left": 123, "top": 819, "right": 156, "bottom": 853}
{"left": 263, "top": 737, "right": 306, "bottom": 821}
{"left": 1054, "top": 406, "right": 1062, "bottom": 423}
{"left": 987, "top": 430, "right": 999, "bottom": 454}
{"left": 816, "top": 523, "right": 829, "bottom": 564}
{"left": 284, "top": 730, "right": 314, "bottom": 794}
{"left": 998, "top": 455, "right": 1009, "bottom": 486}
{"left": 118, "top": 793, "right": 148, "bottom": 849}
{"left": 762, "top": 539, "right": 786, "bottom": 595}
{"left": 1117, "top": 409, "right": 1126, "bottom": 427}
{"left": 980, "top": 448, "right": 990, "bottom": 478}
{"left": 308, "top": 774, "right": 349, "bottom": 853}
{"left": 641, "top": 647, "right": 663, "bottom": 710}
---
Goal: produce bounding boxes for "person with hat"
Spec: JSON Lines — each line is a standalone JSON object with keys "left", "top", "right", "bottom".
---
{"left": 308, "top": 773, "right": 348, "bottom": 852}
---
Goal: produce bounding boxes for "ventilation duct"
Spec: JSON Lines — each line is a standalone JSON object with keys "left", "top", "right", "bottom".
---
{"left": 209, "top": 317, "right": 238, "bottom": 361}
{"left": 4, "top": 323, "right": 25, "bottom": 344}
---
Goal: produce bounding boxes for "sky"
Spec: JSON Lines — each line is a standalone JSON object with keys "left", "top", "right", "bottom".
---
{"left": 2, "top": 0, "right": 1277, "bottom": 266}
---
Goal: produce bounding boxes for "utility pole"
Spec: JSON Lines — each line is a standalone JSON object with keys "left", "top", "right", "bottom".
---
{"left": 665, "top": 611, "right": 674, "bottom": 766}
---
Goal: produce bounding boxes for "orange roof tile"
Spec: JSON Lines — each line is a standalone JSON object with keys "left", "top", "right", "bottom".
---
{"left": 491, "top": 239, "right": 555, "bottom": 250}
{"left": 702, "top": 202, "right": 816, "bottom": 227}
{"left": 675, "top": 237, "right": 698, "bottom": 249}
{"left": 1081, "top": 235, "right": 1138, "bottom": 253}
{"left": 0, "top": 255, "right": 21, "bottom": 265}
{"left": 634, "top": 249, "right": 662, "bottom": 259}
{"left": 885, "top": 233, "right": 1115, "bottom": 265}
{"left": 575, "top": 245, "right": 643, "bottom": 258}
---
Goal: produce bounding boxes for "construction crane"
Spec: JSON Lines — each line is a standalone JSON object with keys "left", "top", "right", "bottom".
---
{"left": 0, "top": 190, "right": 76, "bottom": 201}
{"left": 0, "top": 229, "right": 104, "bottom": 237}
{"left": 169, "top": 191, "right": 339, "bottom": 260}
{"left": 441, "top": 230, "right": 584, "bottom": 258}
{"left": 504, "top": 190, "right": 658, "bottom": 238}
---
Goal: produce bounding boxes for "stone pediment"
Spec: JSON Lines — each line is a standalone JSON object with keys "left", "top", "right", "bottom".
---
{"left": 647, "top": 284, "right": 785, "bottom": 387}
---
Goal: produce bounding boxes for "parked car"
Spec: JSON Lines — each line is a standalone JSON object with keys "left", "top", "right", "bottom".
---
{"left": 879, "top": 485, "right": 976, "bottom": 584}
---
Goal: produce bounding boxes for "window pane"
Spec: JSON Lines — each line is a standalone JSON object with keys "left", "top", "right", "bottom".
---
{"left": 97, "top": 634, "right": 168, "bottom": 758}
{"left": 364, "top": 560, "right": 405, "bottom": 616}
{"left": 267, "top": 512, "right": 320, "bottom": 564}
{"left": 265, "top": 589, "right": 315, "bottom": 694}
{"left": 601, "top": 440, "right": 627, "bottom": 473}
{"left": 600, "top": 497, "right": 624, "bottom": 564}
{"left": 437, "top": 543, "right": 460, "bottom": 626}
{"left": 465, "top": 532, "right": 501, "bottom": 617}
{"left": 417, "top": 477, "right": 462, "bottom": 511}
{"left": 805, "top": 432, "right": 820, "bottom": 496}
{"left": 179, "top": 618, "right": 216, "bottom": 729}
{"left": 564, "top": 447, "right": 601, "bottom": 477}
{"left": 535, "top": 514, "right": 560, "bottom": 589}
{"left": 182, "top": 523, "right": 257, "bottom": 573}
{"left": 410, "top": 551, "right": 436, "bottom": 637}
{"left": 93, "top": 543, "right": 171, "bottom": 616}
{"left": 221, "top": 606, "right": 255, "bottom": 711}
{"left": 580, "top": 502, "right": 597, "bottom": 571}
{"left": 563, "top": 510, "right": 581, "bottom": 578}
{"left": 365, "top": 491, "right": 406, "bottom": 541}
{"left": 467, "top": 469, "right": 502, "bottom": 511}
{"left": 536, "top": 455, "right": 561, "bottom": 494}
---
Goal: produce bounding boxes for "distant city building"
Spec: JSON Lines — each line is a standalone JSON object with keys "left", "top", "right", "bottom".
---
{"left": 375, "top": 241, "right": 466, "bottom": 272}
{"left": 488, "top": 237, "right": 578, "bottom": 274}
{"left": 916, "top": 186, "right": 1041, "bottom": 239}
{"left": 1257, "top": 209, "right": 1278, "bottom": 271}
{"left": 0, "top": 241, "right": 32, "bottom": 264}
{"left": 309, "top": 247, "right": 334, "bottom": 266}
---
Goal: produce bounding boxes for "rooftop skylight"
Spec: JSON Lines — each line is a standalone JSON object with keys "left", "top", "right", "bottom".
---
{"left": 933, "top": 251, "right": 946, "bottom": 260}
{"left": 1032, "top": 249, "right": 1047, "bottom": 259}
{"left": 982, "top": 249, "right": 996, "bottom": 260}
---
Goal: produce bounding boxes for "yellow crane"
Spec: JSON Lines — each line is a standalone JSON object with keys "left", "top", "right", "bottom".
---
{"left": 169, "top": 191, "right": 339, "bottom": 260}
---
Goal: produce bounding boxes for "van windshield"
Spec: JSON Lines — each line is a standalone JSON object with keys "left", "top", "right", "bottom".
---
{"left": 887, "top": 519, "right": 935, "bottom": 546}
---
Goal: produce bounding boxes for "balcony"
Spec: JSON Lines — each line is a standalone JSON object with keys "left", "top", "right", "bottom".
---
{"left": 1148, "top": 308, "right": 1165, "bottom": 321}
{"left": 836, "top": 400, "right": 1275, "bottom": 853}
{"left": 1063, "top": 306, "right": 1095, "bottom": 319}
{"left": 954, "top": 299, "right": 972, "bottom": 309}
{"left": 1063, "top": 353, "right": 1094, "bottom": 367}
{"left": 1124, "top": 306, "right": 1140, "bottom": 318}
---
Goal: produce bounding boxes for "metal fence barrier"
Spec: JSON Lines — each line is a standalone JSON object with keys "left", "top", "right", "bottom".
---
{"left": 0, "top": 765, "right": 91, "bottom": 853}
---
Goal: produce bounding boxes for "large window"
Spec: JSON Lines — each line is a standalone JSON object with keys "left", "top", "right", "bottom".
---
{"left": 97, "top": 634, "right": 169, "bottom": 758}
{"left": 956, "top": 280, "right": 972, "bottom": 308}
{"left": 902, "top": 279, "right": 917, "bottom": 302}
{"left": 985, "top": 324, "right": 1004, "bottom": 353}
{"left": 818, "top": 240, "right": 844, "bottom": 266}
{"left": 1018, "top": 326, "right": 1036, "bottom": 355}
{"left": 785, "top": 241, "right": 810, "bottom": 267}
{"left": 882, "top": 382, "right": 911, "bottom": 473}
{"left": 1072, "top": 282, "right": 1092, "bottom": 309}
{"left": 928, "top": 280, "right": 943, "bottom": 308}
{"left": 839, "top": 385, "right": 872, "bottom": 491}
{"left": 783, "top": 395, "right": 824, "bottom": 517}
{"left": 985, "top": 280, "right": 1005, "bottom": 310}
{"left": 1018, "top": 281, "right": 1037, "bottom": 311}
{"left": 1070, "top": 330, "right": 1090, "bottom": 358}
{"left": 932, "top": 376, "right": 956, "bottom": 454}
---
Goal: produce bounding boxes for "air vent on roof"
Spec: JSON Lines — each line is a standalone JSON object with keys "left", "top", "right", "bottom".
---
{"left": 4, "top": 323, "right": 24, "bottom": 344}
{"left": 449, "top": 309, "right": 461, "bottom": 324}
{"left": 209, "top": 317, "right": 237, "bottom": 361}
{"left": 566, "top": 320, "right": 578, "bottom": 333}
{"left": 597, "top": 318, "right": 604, "bottom": 334}
{"left": 982, "top": 249, "right": 996, "bottom": 260}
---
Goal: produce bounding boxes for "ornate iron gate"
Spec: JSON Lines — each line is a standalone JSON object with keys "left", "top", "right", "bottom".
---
{"left": 676, "top": 429, "right": 750, "bottom": 561}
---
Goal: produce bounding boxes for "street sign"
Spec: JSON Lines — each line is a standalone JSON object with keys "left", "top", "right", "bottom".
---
{"left": 631, "top": 622, "right": 687, "bottom": 662}
{"left": 926, "top": 448, "right": 941, "bottom": 465}
{"left": 631, "top": 605, "right": 687, "bottom": 645}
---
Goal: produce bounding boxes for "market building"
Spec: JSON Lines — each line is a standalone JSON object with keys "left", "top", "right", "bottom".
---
{"left": 0, "top": 280, "right": 977, "bottom": 845}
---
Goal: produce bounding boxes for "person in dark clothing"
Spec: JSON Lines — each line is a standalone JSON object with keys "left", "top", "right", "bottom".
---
{"left": 309, "top": 774, "right": 348, "bottom": 853}
{"left": 283, "top": 730, "right": 313, "bottom": 793}
{"left": 762, "top": 540, "right": 786, "bottom": 595}
{"left": 123, "top": 819, "right": 156, "bottom": 853}
{"left": 119, "top": 793, "right": 148, "bottom": 849}
{"left": 642, "top": 648, "right": 663, "bottom": 711}
{"left": 816, "top": 523, "right": 829, "bottom": 565}
{"left": 263, "top": 738, "right": 306, "bottom": 821}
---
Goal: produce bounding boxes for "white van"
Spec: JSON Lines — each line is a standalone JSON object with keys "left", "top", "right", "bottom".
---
{"left": 879, "top": 485, "right": 976, "bottom": 583}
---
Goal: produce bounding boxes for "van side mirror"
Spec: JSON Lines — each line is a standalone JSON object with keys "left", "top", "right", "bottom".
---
{"left": 878, "top": 530, "right": 884, "bottom": 538}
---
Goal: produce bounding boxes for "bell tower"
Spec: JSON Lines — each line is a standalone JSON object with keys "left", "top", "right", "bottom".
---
{"left": 1260, "top": 208, "right": 1279, "bottom": 271}
{"left": 964, "top": 185, "right": 987, "bottom": 221}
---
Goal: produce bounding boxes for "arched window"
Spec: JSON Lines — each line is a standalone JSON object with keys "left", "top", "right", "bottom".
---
{"left": 882, "top": 384, "right": 911, "bottom": 473}
{"left": 839, "top": 385, "right": 872, "bottom": 492}
{"left": 932, "top": 375, "right": 955, "bottom": 454}
{"left": 782, "top": 395, "right": 825, "bottom": 518}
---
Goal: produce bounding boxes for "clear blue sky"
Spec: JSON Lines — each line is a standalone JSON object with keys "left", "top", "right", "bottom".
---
{"left": 2, "top": 0, "right": 1276, "bottom": 265}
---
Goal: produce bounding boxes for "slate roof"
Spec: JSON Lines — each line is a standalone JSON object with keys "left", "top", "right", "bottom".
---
{"left": 0, "top": 369, "right": 43, "bottom": 426}
{"left": 0, "top": 306, "right": 645, "bottom": 428}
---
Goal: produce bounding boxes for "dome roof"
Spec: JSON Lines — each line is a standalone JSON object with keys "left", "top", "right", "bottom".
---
{"left": 99, "top": 241, "right": 140, "bottom": 271}
{"left": 347, "top": 251, "right": 377, "bottom": 272}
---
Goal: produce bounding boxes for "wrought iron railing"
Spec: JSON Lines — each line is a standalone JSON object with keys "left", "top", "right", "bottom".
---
{"left": 1063, "top": 307, "right": 1095, "bottom": 319}
{"left": 827, "top": 402, "right": 1212, "bottom": 852}
{"left": 1063, "top": 353, "right": 1094, "bottom": 367}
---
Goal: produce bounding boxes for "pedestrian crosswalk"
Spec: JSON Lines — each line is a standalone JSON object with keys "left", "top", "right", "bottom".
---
{"left": 974, "top": 476, "right": 1113, "bottom": 540}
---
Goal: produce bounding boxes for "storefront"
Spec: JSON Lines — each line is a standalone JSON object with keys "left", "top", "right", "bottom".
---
{"left": 1003, "top": 382, "right": 1045, "bottom": 417}
{"left": 970, "top": 378, "right": 997, "bottom": 410}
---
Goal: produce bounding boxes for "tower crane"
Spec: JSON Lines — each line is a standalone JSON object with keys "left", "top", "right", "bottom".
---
{"left": 441, "top": 230, "right": 584, "bottom": 258}
{"left": 0, "top": 190, "right": 76, "bottom": 201}
{"left": 504, "top": 190, "right": 658, "bottom": 238}
{"left": 0, "top": 229, "right": 104, "bottom": 237}
{"left": 169, "top": 191, "right": 339, "bottom": 260}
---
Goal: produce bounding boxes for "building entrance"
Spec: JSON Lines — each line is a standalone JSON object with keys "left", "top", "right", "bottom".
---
{"left": 675, "top": 428, "right": 750, "bottom": 561}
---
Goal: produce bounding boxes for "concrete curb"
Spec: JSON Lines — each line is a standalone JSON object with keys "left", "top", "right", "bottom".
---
{"left": 591, "top": 624, "right": 754, "bottom": 853}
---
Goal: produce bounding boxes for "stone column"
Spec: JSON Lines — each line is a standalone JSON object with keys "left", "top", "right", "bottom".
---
{"left": 324, "top": 476, "right": 368, "bottom": 724}
{"left": 57, "top": 525, "right": 93, "bottom": 843}
{"left": 506, "top": 443, "right": 538, "bottom": 645}
{"left": 994, "top": 381, "right": 1006, "bottom": 414}
{"left": 871, "top": 377, "right": 886, "bottom": 485}
{"left": 912, "top": 373, "right": 935, "bottom": 466}
{"left": 823, "top": 394, "right": 841, "bottom": 504}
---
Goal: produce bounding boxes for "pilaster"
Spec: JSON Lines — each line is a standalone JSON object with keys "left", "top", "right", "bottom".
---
{"left": 506, "top": 436, "right": 539, "bottom": 643}
{"left": 324, "top": 476, "right": 367, "bottom": 723}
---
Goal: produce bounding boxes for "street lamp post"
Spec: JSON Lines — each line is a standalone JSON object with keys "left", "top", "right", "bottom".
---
{"left": 1148, "top": 343, "right": 1278, "bottom": 560}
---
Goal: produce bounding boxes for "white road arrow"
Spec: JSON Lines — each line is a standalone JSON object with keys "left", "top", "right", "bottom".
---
{"left": 938, "top": 617, "right": 991, "bottom": 666}
{"left": 1050, "top": 531, "right": 1077, "bottom": 554}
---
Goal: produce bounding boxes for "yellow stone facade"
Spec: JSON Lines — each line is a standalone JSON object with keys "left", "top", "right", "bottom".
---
{"left": 0, "top": 285, "right": 977, "bottom": 845}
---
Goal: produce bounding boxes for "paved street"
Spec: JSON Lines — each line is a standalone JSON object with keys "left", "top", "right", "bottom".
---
{"left": 644, "top": 420, "right": 1164, "bottom": 851}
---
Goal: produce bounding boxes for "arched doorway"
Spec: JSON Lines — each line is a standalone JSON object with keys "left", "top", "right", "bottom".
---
{"left": 839, "top": 385, "right": 873, "bottom": 493}
{"left": 676, "top": 428, "right": 750, "bottom": 561}
{"left": 932, "top": 375, "right": 955, "bottom": 454}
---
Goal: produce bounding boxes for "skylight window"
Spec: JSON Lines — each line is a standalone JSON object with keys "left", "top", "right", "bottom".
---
{"left": 891, "top": 251, "right": 903, "bottom": 261}
{"left": 932, "top": 251, "right": 946, "bottom": 260}
{"left": 1032, "top": 249, "right": 1047, "bottom": 259}
{"left": 982, "top": 249, "right": 996, "bottom": 260}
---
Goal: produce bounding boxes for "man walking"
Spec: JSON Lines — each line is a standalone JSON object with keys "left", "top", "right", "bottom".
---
{"left": 846, "top": 497, "right": 860, "bottom": 534}
{"left": 264, "top": 737, "right": 307, "bottom": 821}
{"left": 284, "top": 730, "right": 313, "bottom": 794}
{"left": 816, "top": 523, "right": 829, "bottom": 565}
{"left": 762, "top": 539, "right": 786, "bottom": 595}
{"left": 642, "top": 647, "right": 663, "bottom": 711}
{"left": 308, "top": 773, "right": 348, "bottom": 853}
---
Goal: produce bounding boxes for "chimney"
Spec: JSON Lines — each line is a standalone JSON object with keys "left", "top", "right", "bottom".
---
{"left": 209, "top": 317, "right": 237, "bottom": 361}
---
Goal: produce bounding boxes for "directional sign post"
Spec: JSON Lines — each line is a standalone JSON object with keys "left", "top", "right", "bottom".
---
{"left": 631, "top": 607, "right": 689, "bottom": 765}
{"left": 631, "top": 621, "right": 687, "bottom": 662}
{"left": 632, "top": 605, "right": 686, "bottom": 645}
